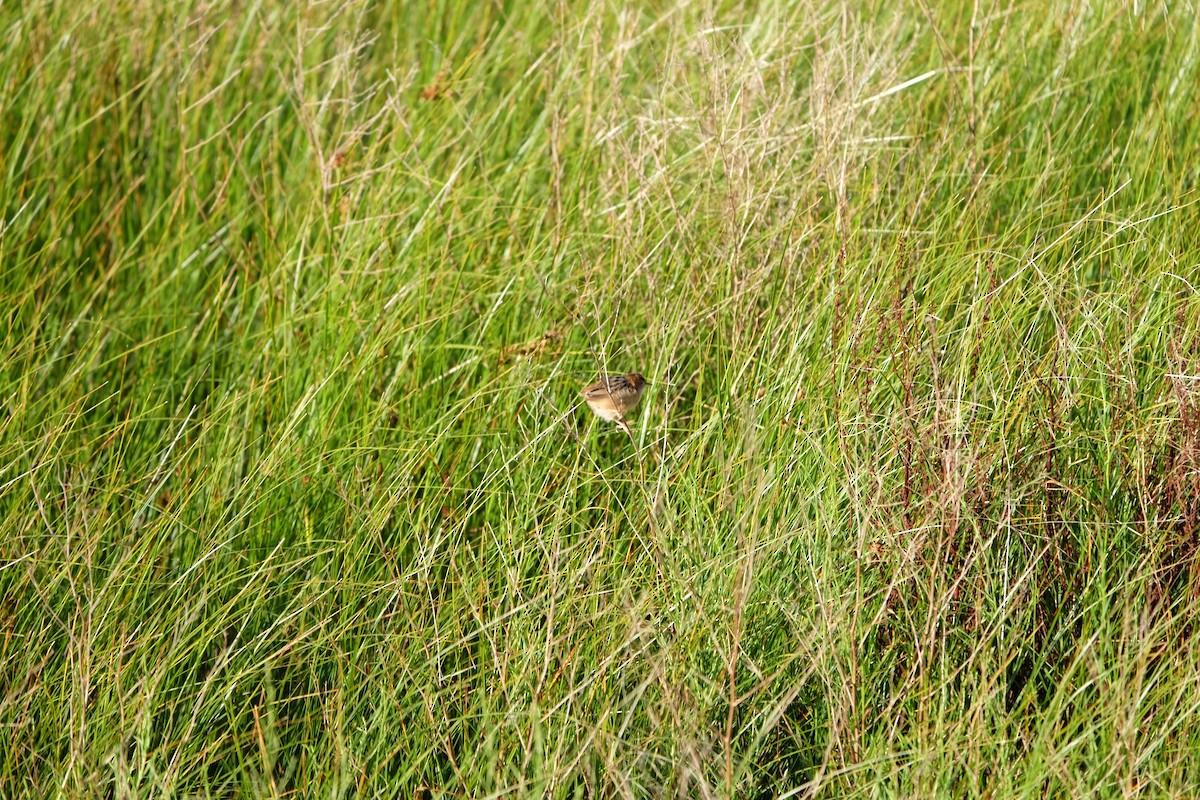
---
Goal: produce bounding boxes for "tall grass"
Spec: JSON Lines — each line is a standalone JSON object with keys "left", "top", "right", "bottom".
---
{"left": 2, "top": 0, "right": 1199, "bottom": 796}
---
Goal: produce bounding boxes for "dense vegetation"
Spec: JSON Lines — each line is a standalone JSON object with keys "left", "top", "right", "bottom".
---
{"left": 2, "top": 0, "right": 1199, "bottom": 796}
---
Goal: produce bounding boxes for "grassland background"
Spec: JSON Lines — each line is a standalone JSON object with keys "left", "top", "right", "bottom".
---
{"left": 3, "top": 0, "right": 1200, "bottom": 796}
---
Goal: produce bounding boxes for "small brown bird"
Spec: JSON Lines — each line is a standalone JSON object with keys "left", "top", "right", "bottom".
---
{"left": 581, "top": 373, "right": 649, "bottom": 425}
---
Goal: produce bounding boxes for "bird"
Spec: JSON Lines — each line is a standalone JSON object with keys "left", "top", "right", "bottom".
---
{"left": 581, "top": 373, "right": 649, "bottom": 427}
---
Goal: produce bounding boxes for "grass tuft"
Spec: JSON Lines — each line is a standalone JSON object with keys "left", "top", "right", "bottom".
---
{"left": 3, "top": 0, "right": 1200, "bottom": 796}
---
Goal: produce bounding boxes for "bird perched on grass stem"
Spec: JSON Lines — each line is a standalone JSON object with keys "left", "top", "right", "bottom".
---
{"left": 581, "top": 373, "right": 649, "bottom": 438}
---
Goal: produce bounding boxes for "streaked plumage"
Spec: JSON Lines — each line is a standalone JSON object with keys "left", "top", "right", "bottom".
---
{"left": 581, "top": 373, "right": 649, "bottom": 423}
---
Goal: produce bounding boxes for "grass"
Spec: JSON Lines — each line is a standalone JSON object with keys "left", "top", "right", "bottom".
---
{"left": 2, "top": 0, "right": 1200, "bottom": 796}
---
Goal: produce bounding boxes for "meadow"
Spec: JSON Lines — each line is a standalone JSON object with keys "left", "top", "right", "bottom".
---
{"left": 2, "top": 0, "right": 1200, "bottom": 796}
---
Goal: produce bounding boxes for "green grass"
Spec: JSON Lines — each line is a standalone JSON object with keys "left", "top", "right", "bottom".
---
{"left": 3, "top": 0, "right": 1200, "bottom": 796}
